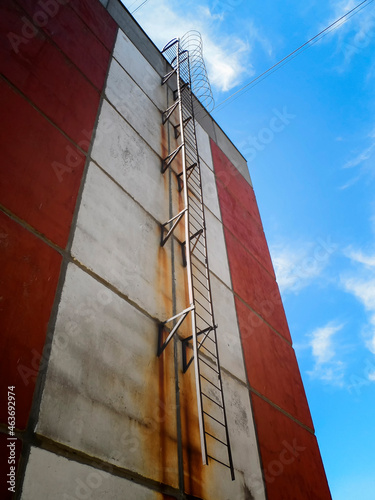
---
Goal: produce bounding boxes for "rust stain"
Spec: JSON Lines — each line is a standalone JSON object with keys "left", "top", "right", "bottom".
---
{"left": 158, "top": 350, "right": 167, "bottom": 485}
{"left": 157, "top": 245, "right": 173, "bottom": 319}
{"left": 161, "top": 123, "right": 168, "bottom": 160}
{"left": 180, "top": 366, "right": 204, "bottom": 499}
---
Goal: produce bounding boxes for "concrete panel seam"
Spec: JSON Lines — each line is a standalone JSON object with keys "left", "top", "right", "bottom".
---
{"left": 249, "top": 388, "right": 315, "bottom": 435}
{"left": 67, "top": 2, "right": 116, "bottom": 53}
{"left": 104, "top": 96, "right": 164, "bottom": 165}
{"left": 0, "top": 75, "right": 91, "bottom": 159}
{"left": 223, "top": 224, "right": 276, "bottom": 282}
{"left": 2, "top": 8, "right": 106, "bottom": 93}
{"left": 234, "top": 294, "right": 293, "bottom": 348}
{"left": 112, "top": 54, "right": 166, "bottom": 114}
{"left": 27, "top": 436, "right": 182, "bottom": 499}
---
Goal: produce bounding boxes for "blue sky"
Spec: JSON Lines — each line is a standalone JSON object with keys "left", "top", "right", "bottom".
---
{"left": 122, "top": 1, "right": 375, "bottom": 497}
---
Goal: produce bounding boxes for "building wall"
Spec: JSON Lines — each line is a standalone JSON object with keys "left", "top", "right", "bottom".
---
{"left": 0, "top": 1, "right": 331, "bottom": 499}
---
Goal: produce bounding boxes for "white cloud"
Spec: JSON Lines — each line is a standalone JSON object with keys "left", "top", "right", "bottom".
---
{"left": 271, "top": 237, "right": 336, "bottom": 294}
{"left": 340, "top": 127, "right": 375, "bottom": 188}
{"left": 343, "top": 140, "right": 375, "bottom": 169}
{"left": 310, "top": 323, "right": 343, "bottom": 364}
{"left": 342, "top": 248, "right": 375, "bottom": 354}
{"left": 368, "top": 370, "right": 375, "bottom": 381}
{"left": 120, "top": 0, "right": 270, "bottom": 92}
{"left": 308, "top": 322, "right": 346, "bottom": 385}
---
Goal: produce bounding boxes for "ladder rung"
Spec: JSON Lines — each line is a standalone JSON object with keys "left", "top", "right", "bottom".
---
{"left": 205, "top": 431, "right": 228, "bottom": 447}
{"left": 195, "top": 312, "right": 211, "bottom": 327}
{"left": 203, "top": 411, "right": 225, "bottom": 427}
{"left": 200, "top": 364, "right": 220, "bottom": 380}
{"left": 200, "top": 344, "right": 217, "bottom": 360}
{"left": 200, "top": 376, "right": 223, "bottom": 394}
{"left": 192, "top": 272, "right": 209, "bottom": 291}
{"left": 195, "top": 297, "right": 212, "bottom": 316}
{"left": 194, "top": 285, "right": 209, "bottom": 301}
{"left": 202, "top": 392, "right": 223, "bottom": 409}
{"left": 207, "top": 454, "right": 231, "bottom": 469}
{"left": 191, "top": 263, "right": 208, "bottom": 280}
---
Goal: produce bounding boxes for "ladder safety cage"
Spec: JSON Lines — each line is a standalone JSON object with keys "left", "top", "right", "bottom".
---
{"left": 158, "top": 37, "right": 235, "bottom": 480}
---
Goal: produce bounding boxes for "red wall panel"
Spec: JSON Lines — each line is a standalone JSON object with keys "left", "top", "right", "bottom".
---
{"left": 211, "top": 139, "right": 262, "bottom": 225}
{"left": 0, "top": 79, "right": 86, "bottom": 248}
{"left": 0, "top": 212, "right": 62, "bottom": 429}
{"left": 235, "top": 297, "right": 313, "bottom": 429}
{"left": 224, "top": 227, "right": 291, "bottom": 341}
{"left": 70, "top": 0, "right": 117, "bottom": 51}
{"left": 216, "top": 177, "right": 275, "bottom": 277}
{"left": 251, "top": 394, "right": 331, "bottom": 500}
{"left": 16, "top": 0, "right": 115, "bottom": 90}
{"left": 0, "top": 0, "right": 100, "bottom": 151}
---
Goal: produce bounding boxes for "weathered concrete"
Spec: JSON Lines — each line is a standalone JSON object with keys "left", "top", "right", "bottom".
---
{"left": 222, "top": 373, "right": 266, "bottom": 500}
{"left": 105, "top": 59, "right": 162, "bottom": 154}
{"left": 196, "top": 122, "right": 214, "bottom": 172}
{"left": 200, "top": 161, "right": 221, "bottom": 221}
{"left": 114, "top": 30, "right": 167, "bottom": 112}
{"left": 204, "top": 209, "right": 231, "bottom": 288}
{"left": 210, "top": 275, "right": 247, "bottom": 383}
{"left": 37, "top": 263, "right": 178, "bottom": 487}
{"left": 21, "top": 447, "right": 166, "bottom": 500}
{"left": 71, "top": 162, "right": 173, "bottom": 321}
{"left": 91, "top": 99, "right": 176, "bottom": 224}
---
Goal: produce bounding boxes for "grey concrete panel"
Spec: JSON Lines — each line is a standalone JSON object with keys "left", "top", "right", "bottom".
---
{"left": 99, "top": 0, "right": 108, "bottom": 7}
{"left": 205, "top": 210, "right": 231, "bottom": 288}
{"left": 222, "top": 373, "right": 267, "bottom": 500}
{"left": 21, "top": 447, "right": 166, "bottom": 500}
{"left": 37, "top": 263, "right": 178, "bottom": 487}
{"left": 71, "top": 162, "right": 173, "bottom": 321}
{"left": 91, "top": 99, "right": 174, "bottom": 223}
{"left": 196, "top": 121, "right": 214, "bottom": 171}
{"left": 107, "top": 0, "right": 167, "bottom": 78}
{"left": 213, "top": 122, "right": 253, "bottom": 186}
{"left": 200, "top": 161, "right": 221, "bottom": 221}
{"left": 211, "top": 275, "right": 246, "bottom": 382}
{"left": 105, "top": 59, "right": 162, "bottom": 155}
{"left": 114, "top": 30, "right": 167, "bottom": 111}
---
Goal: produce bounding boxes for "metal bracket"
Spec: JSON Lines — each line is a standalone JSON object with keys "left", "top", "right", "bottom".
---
{"left": 157, "top": 306, "right": 195, "bottom": 356}
{"left": 160, "top": 208, "right": 187, "bottom": 247}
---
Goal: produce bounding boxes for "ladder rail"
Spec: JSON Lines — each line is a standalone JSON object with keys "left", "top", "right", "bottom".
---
{"left": 159, "top": 38, "right": 235, "bottom": 480}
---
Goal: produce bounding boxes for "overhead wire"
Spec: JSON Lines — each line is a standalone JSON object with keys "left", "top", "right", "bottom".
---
{"left": 212, "top": 0, "right": 374, "bottom": 114}
{"left": 132, "top": 0, "right": 151, "bottom": 14}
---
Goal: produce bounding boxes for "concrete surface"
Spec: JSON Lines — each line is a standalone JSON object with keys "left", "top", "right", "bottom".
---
{"left": 21, "top": 447, "right": 166, "bottom": 500}
{"left": 105, "top": 59, "right": 162, "bottom": 154}
{"left": 37, "top": 263, "right": 178, "bottom": 487}
{"left": 114, "top": 30, "right": 167, "bottom": 112}
{"left": 71, "top": 162, "right": 173, "bottom": 321}
{"left": 91, "top": 99, "right": 174, "bottom": 224}
{"left": 210, "top": 274, "right": 247, "bottom": 383}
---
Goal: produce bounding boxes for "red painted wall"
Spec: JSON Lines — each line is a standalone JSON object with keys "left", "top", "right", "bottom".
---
{"left": 0, "top": 2, "right": 117, "bottom": 496}
{"left": 211, "top": 139, "right": 331, "bottom": 499}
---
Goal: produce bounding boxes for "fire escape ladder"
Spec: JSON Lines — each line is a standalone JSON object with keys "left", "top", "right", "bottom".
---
{"left": 158, "top": 38, "right": 235, "bottom": 480}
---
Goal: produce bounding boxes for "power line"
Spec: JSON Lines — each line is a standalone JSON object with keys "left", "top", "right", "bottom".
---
{"left": 212, "top": 0, "right": 374, "bottom": 114}
{"left": 132, "top": 0, "right": 150, "bottom": 14}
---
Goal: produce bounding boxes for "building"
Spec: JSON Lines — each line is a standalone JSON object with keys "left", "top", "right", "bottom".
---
{"left": 0, "top": 1, "right": 332, "bottom": 499}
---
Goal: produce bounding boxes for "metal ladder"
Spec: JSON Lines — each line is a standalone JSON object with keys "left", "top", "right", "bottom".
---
{"left": 157, "top": 38, "right": 235, "bottom": 480}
